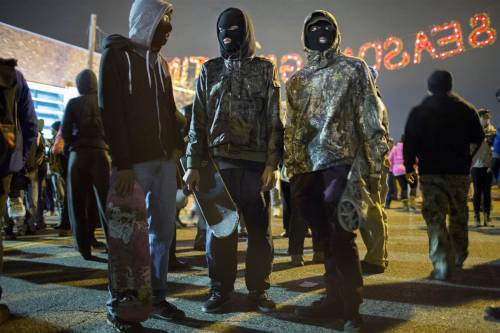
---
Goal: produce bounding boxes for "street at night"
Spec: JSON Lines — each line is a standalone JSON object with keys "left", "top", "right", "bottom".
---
{"left": 1, "top": 200, "right": 499, "bottom": 333}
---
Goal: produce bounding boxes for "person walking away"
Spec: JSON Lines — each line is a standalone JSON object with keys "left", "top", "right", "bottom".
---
{"left": 99, "top": 0, "right": 186, "bottom": 330}
{"left": 471, "top": 109, "right": 496, "bottom": 227}
{"left": 62, "top": 69, "right": 110, "bottom": 260}
{"left": 0, "top": 58, "right": 38, "bottom": 324}
{"left": 404, "top": 70, "right": 484, "bottom": 281}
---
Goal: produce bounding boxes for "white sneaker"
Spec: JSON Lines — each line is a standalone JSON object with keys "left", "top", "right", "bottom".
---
{"left": 8, "top": 197, "right": 26, "bottom": 218}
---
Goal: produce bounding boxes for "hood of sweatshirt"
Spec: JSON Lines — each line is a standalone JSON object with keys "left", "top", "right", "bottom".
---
{"left": 0, "top": 58, "right": 17, "bottom": 90}
{"left": 76, "top": 69, "right": 98, "bottom": 95}
{"left": 302, "top": 10, "right": 342, "bottom": 67}
{"left": 129, "top": 0, "right": 173, "bottom": 50}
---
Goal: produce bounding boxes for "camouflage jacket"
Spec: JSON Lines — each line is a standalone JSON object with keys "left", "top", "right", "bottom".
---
{"left": 284, "top": 10, "right": 388, "bottom": 179}
{"left": 186, "top": 56, "right": 283, "bottom": 169}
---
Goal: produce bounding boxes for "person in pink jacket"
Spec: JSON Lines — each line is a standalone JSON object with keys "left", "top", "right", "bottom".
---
{"left": 388, "top": 136, "right": 417, "bottom": 211}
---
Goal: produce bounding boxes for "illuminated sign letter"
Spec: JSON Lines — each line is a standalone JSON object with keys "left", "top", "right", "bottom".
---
{"left": 358, "top": 41, "right": 383, "bottom": 70}
{"left": 413, "top": 31, "right": 439, "bottom": 64}
{"left": 383, "top": 37, "right": 410, "bottom": 70}
{"left": 469, "top": 13, "right": 497, "bottom": 48}
{"left": 431, "top": 21, "right": 465, "bottom": 59}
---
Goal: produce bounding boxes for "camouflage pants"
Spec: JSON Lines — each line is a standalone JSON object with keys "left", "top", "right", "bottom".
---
{"left": 420, "top": 175, "right": 470, "bottom": 273}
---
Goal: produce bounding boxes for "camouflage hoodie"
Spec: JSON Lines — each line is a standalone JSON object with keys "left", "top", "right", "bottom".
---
{"left": 284, "top": 10, "right": 388, "bottom": 179}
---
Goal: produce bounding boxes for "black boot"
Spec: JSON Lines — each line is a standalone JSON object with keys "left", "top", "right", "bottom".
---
{"left": 202, "top": 290, "right": 232, "bottom": 313}
{"left": 295, "top": 295, "right": 343, "bottom": 319}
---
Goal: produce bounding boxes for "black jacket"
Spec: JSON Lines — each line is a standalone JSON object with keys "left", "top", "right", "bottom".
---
{"left": 98, "top": 35, "right": 183, "bottom": 170}
{"left": 62, "top": 70, "right": 108, "bottom": 152}
{"left": 186, "top": 9, "right": 283, "bottom": 169}
{"left": 403, "top": 93, "right": 484, "bottom": 175}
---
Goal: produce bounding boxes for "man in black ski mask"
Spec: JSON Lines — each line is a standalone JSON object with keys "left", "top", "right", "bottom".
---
{"left": 305, "top": 18, "right": 337, "bottom": 52}
{"left": 285, "top": 10, "right": 389, "bottom": 332}
{"left": 184, "top": 7, "right": 283, "bottom": 314}
{"left": 217, "top": 8, "right": 245, "bottom": 58}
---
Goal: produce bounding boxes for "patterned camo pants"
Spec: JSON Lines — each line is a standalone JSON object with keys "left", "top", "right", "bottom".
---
{"left": 420, "top": 175, "right": 470, "bottom": 273}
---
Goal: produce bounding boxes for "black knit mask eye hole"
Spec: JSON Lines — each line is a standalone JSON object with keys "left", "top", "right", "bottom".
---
{"left": 218, "top": 25, "right": 243, "bottom": 52}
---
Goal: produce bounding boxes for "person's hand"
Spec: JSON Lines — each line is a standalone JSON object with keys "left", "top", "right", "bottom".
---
{"left": 115, "top": 169, "right": 135, "bottom": 197}
{"left": 261, "top": 166, "right": 276, "bottom": 192}
{"left": 405, "top": 172, "right": 417, "bottom": 184}
{"left": 183, "top": 168, "right": 200, "bottom": 192}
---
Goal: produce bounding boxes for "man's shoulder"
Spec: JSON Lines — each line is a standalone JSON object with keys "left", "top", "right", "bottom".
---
{"left": 338, "top": 54, "right": 368, "bottom": 68}
{"left": 203, "top": 57, "right": 224, "bottom": 69}
{"left": 450, "top": 93, "right": 477, "bottom": 113}
{"left": 251, "top": 56, "right": 275, "bottom": 68}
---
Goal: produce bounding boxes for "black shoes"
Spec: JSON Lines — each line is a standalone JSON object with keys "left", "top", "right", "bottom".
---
{"left": 202, "top": 290, "right": 232, "bottom": 313}
{"left": 151, "top": 300, "right": 186, "bottom": 321}
{"left": 296, "top": 296, "right": 364, "bottom": 332}
{"left": 361, "top": 260, "right": 385, "bottom": 274}
{"left": 106, "top": 313, "right": 142, "bottom": 332}
{"left": 248, "top": 291, "right": 276, "bottom": 312}
{"left": 295, "top": 296, "right": 344, "bottom": 319}
{"left": 343, "top": 314, "right": 365, "bottom": 333}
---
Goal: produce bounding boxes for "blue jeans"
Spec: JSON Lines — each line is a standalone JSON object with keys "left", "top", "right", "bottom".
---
{"left": 133, "top": 159, "right": 177, "bottom": 303}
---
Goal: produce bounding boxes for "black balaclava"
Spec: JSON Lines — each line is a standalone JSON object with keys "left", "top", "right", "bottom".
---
{"left": 217, "top": 8, "right": 245, "bottom": 58}
{"left": 151, "top": 13, "right": 172, "bottom": 52}
{"left": 305, "top": 20, "right": 336, "bottom": 52}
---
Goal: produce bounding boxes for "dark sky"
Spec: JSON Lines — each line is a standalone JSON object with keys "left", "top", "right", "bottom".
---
{"left": 1, "top": 0, "right": 499, "bottom": 137}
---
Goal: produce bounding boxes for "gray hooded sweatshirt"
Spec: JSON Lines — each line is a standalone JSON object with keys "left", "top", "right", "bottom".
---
{"left": 99, "top": 0, "right": 184, "bottom": 170}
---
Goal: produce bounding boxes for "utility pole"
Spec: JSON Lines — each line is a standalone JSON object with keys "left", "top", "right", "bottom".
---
{"left": 87, "top": 14, "right": 97, "bottom": 69}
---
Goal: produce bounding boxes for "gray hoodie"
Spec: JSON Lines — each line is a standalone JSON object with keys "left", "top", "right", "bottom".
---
{"left": 129, "top": 0, "right": 173, "bottom": 50}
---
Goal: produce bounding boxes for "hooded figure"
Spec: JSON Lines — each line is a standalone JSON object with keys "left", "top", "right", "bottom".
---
{"left": 62, "top": 70, "right": 107, "bottom": 151}
{"left": 285, "top": 10, "right": 386, "bottom": 179}
{"left": 99, "top": 1, "right": 186, "bottom": 328}
{"left": 216, "top": 8, "right": 256, "bottom": 60}
{"left": 284, "top": 10, "right": 388, "bottom": 330}
{"left": 186, "top": 7, "right": 282, "bottom": 170}
{"left": 0, "top": 58, "right": 38, "bottom": 177}
{"left": 184, "top": 8, "right": 283, "bottom": 314}
{"left": 61, "top": 69, "right": 110, "bottom": 265}
{"left": 99, "top": 0, "right": 183, "bottom": 171}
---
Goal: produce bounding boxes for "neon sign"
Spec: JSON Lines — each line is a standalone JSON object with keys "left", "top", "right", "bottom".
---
{"left": 168, "top": 12, "right": 496, "bottom": 85}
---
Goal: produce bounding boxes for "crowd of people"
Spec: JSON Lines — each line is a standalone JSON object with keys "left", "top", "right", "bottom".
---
{"left": 0, "top": 1, "right": 499, "bottom": 332}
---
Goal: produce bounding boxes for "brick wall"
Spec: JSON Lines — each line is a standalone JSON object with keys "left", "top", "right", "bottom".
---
{"left": 0, "top": 21, "right": 193, "bottom": 108}
{"left": 0, "top": 22, "right": 100, "bottom": 88}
